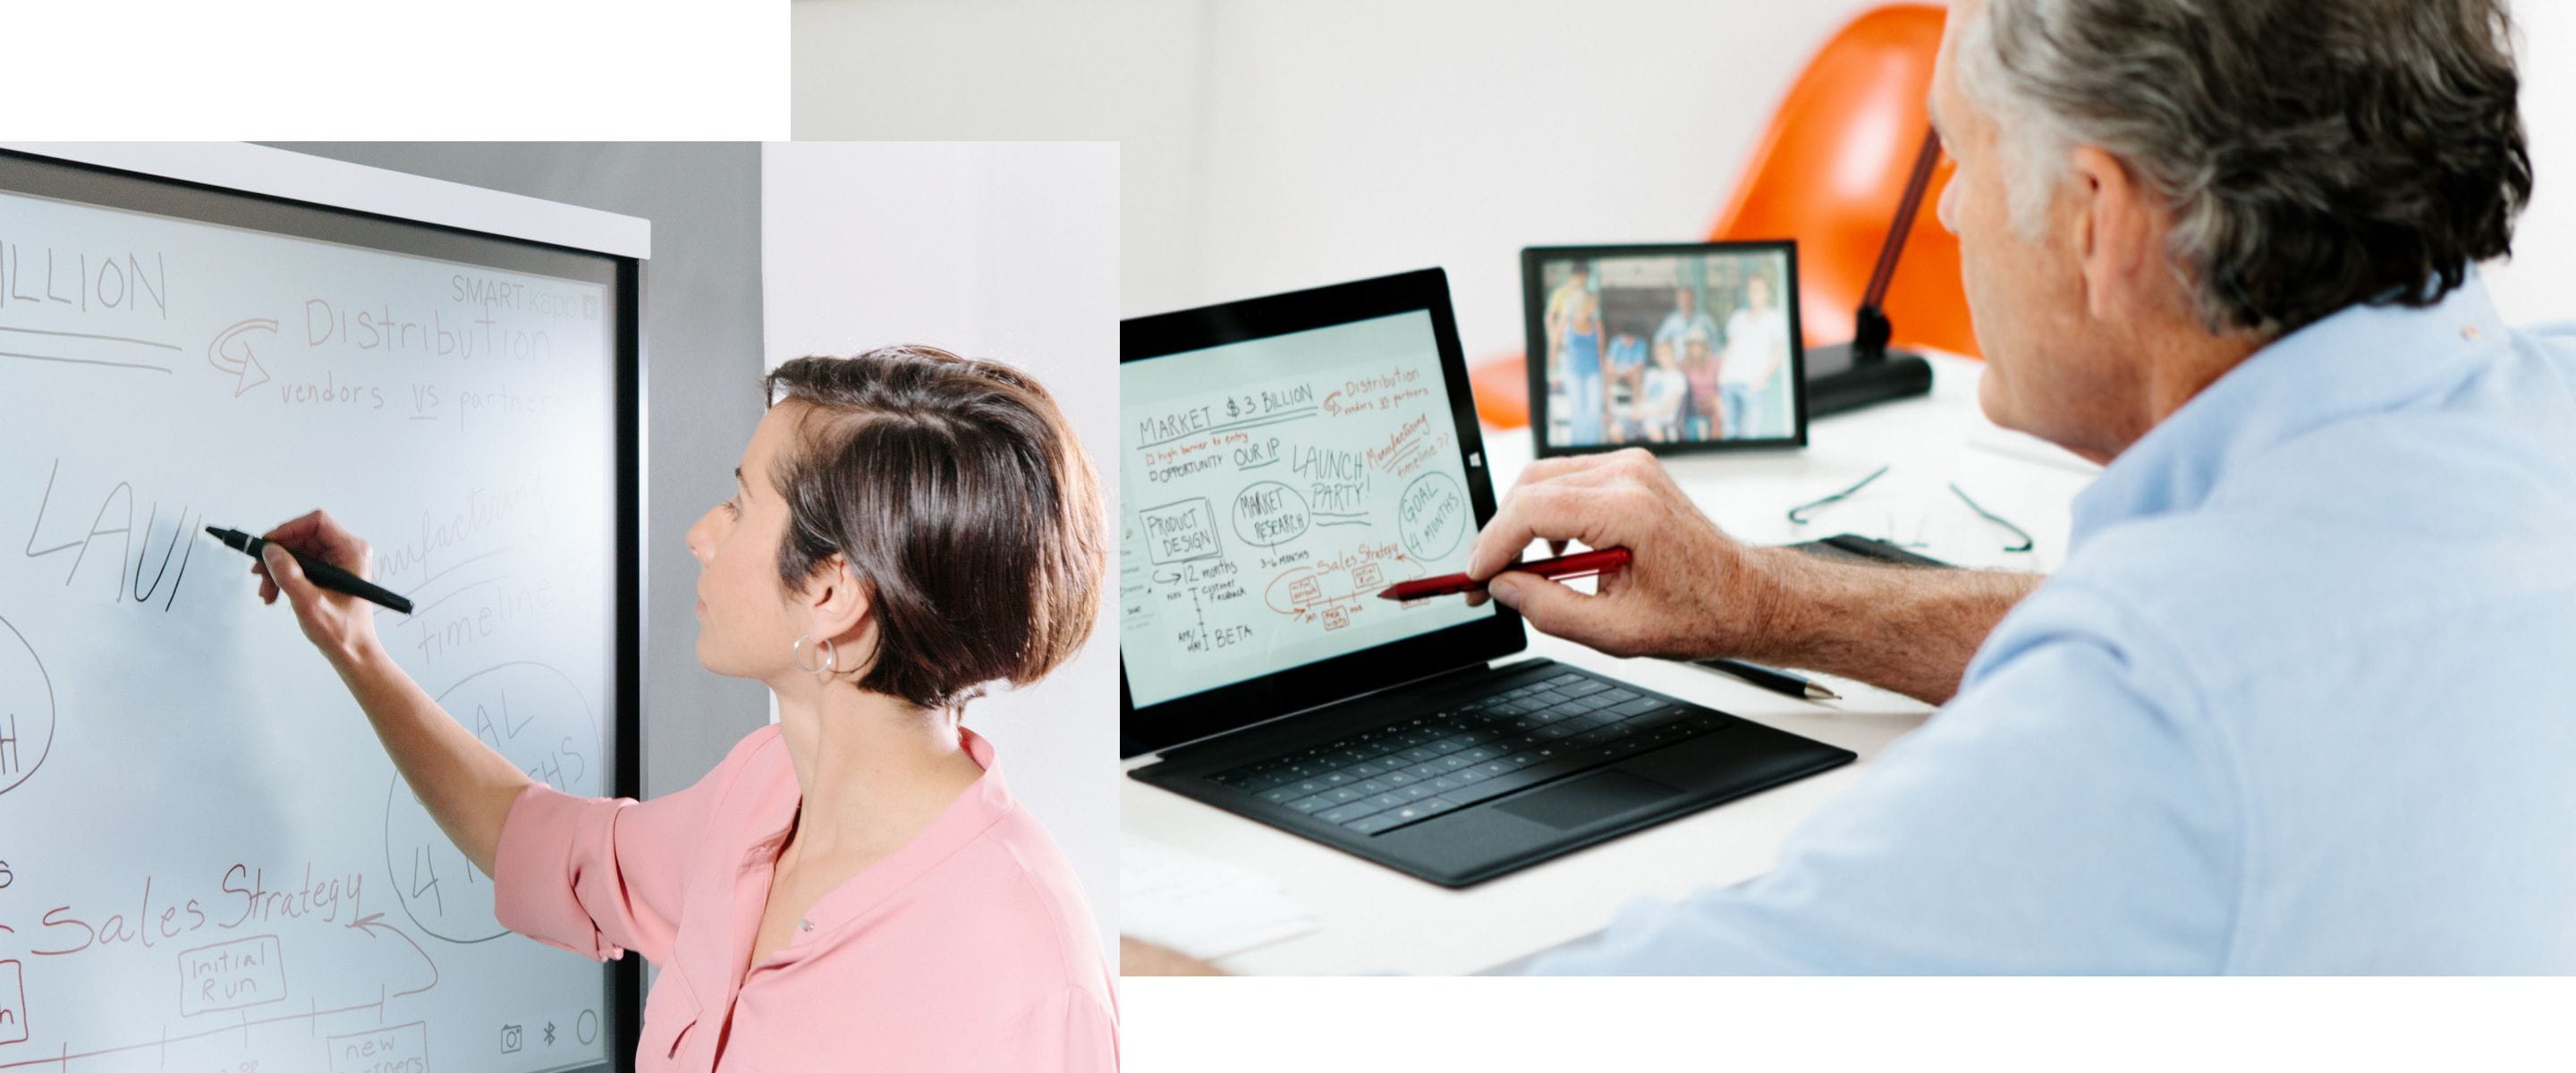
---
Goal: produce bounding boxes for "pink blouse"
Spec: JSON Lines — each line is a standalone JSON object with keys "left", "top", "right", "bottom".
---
{"left": 494, "top": 725, "right": 1117, "bottom": 1071}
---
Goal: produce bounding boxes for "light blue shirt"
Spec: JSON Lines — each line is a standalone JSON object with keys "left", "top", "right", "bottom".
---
{"left": 1530, "top": 275, "right": 2576, "bottom": 974}
{"left": 1656, "top": 308, "right": 1720, "bottom": 351}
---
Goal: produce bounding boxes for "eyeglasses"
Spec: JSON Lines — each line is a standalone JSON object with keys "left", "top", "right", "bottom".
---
{"left": 1785, "top": 464, "right": 2034, "bottom": 553}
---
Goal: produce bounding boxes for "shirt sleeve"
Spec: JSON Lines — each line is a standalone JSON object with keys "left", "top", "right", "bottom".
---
{"left": 1528, "top": 585, "right": 2241, "bottom": 974}
{"left": 1045, "top": 987, "right": 1120, "bottom": 1073}
{"left": 903, "top": 985, "right": 1115, "bottom": 1073}
{"left": 491, "top": 745, "right": 739, "bottom": 965}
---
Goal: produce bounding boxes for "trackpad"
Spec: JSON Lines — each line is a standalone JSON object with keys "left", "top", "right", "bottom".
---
{"left": 1492, "top": 770, "right": 1682, "bottom": 830}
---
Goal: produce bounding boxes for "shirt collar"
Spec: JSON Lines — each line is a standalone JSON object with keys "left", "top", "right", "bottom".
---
{"left": 2067, "top": 273, "right": 2507, "bottom": 549}
{"left": 794, "top": 725, "right": 1017, "bottom": 933}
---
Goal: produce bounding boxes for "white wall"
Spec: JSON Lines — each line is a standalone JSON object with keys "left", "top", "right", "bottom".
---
{"left": 794, "top": 0, "right": 1896, "bottom": 355}
{"left": 796, "top": 0, "right": 2575, "bottom": 341}
{"left": 1187, "top": 0, "right": 1893, "bottom": 359}
{"left": 2480, "top": 1, "right": 2576, "bottom": 325}
{"left": 759, "top": 141, "right": 1122, "bottom": 953}
{"left": 793, "top": 0, "right": 1208, "bottom": 333}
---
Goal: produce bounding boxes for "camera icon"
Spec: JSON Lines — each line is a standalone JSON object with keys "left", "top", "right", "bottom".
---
{"left": 499, "top": 1024, "right": 524, "bottom": 1053}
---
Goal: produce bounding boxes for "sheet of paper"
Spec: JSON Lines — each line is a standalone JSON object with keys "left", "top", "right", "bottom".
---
{"left": 1120, "top": 834, "right": 1318, "bottom": 961}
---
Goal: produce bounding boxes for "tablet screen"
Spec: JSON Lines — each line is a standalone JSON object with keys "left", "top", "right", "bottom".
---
{"left": 1121, "top": 309, "right": 1493, "bottom": 709}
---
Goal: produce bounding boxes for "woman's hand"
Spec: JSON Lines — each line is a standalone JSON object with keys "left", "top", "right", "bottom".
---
{"left": 250, "top": 509, "right": 383, "bottom": 663}
{"left": 1464, "top": 448, "right": 1789, "bottom": 662}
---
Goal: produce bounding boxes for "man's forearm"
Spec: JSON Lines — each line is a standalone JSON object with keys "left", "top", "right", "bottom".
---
{"left": 1742, "top": 547, "right": 2042, "bottom": 705}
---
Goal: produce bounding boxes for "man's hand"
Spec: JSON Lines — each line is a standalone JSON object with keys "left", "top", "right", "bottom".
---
{"left": 1120, "top": 936, "right": 1228, "bottom": 976}
{"left": 1464, "top": 449, "right": 1785, "bottom": 662}
{"left": 1466, "top": 449, "right": 2045, "bottom": 705}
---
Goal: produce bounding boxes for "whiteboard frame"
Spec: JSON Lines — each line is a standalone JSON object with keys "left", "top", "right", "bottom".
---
{"left": 0, "top": 145, "right": 649, "bottom": 1073}
{"left": 0, "top": 142, "right": 652, "bottom": 260}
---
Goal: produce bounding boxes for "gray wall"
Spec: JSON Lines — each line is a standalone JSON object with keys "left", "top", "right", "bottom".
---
{"left": 271, "top": 142, "right": 768, "bottom": 799}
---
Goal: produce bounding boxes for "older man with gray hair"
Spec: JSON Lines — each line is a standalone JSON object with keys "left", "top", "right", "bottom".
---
{"left": 1449, "top": 0, "right": 2567, "bottom": 973}
{"left": 1118, "top": 0, "right": 2564, "bottom": 977}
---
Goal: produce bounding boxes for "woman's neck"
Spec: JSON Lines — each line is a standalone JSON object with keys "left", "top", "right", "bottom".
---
{"left": 769, "top": 683, "right": 986, "bottom": 860}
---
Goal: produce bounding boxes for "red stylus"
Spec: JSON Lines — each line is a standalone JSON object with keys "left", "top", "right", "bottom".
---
{"left": 1376, "top": 547, "right": 1632, "bottom": 600}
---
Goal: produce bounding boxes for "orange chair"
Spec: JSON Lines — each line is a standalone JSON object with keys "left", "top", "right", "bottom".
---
{"left": 1472, "top": 3, "right": 1971, "bottom": 430}
{"left": 1717, "top": 3, "right": 1972, "bottom": 359}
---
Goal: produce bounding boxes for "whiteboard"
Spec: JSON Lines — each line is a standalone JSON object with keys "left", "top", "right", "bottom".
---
{"left": 1119, "top": 309, "right": 1493, "bottom": 709}
{"left": 0, "top": 151, "right": 634, "bottom": 1073}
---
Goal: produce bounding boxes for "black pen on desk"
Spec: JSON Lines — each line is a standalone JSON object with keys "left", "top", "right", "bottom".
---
{"left": 1694, "top": 657, "right": 1840, "bottom": 702}
{"left": 204, "top": 526, "right": 415, "bottom": 615}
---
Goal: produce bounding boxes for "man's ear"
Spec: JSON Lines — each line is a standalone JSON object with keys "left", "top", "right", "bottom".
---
{"left": 2069, "top": 145, "right": 2165, "bottom": 323}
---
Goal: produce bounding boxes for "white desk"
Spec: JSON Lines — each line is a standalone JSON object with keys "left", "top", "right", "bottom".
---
{"left": 1122, "top": 353, "right": 2102, "bottom": 975}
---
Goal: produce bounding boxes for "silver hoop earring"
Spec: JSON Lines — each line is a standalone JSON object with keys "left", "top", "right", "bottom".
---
{"left": 792, "top": 632, "right": 838, "bottom": 675}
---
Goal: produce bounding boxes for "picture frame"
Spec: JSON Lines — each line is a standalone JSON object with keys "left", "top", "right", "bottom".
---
{"left": 1521, "top": 241, "right": 1808, "bottom": 458}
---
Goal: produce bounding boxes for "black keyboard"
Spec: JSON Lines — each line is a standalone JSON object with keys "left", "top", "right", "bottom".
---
{"left": 1203, "top": 670, "right": 1734, "bottom": 837}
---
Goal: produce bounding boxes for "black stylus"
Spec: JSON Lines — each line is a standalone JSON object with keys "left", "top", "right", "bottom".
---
{"left": 205, "top": 526, "right": 415, "bottom": 614}
{"left": 1693, "top": 657, "right": 1841, "bottom": 702}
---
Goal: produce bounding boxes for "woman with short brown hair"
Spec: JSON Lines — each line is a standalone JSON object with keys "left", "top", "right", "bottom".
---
{"left": 254, "top": 345, "right": 1114, "bottom": 1070}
